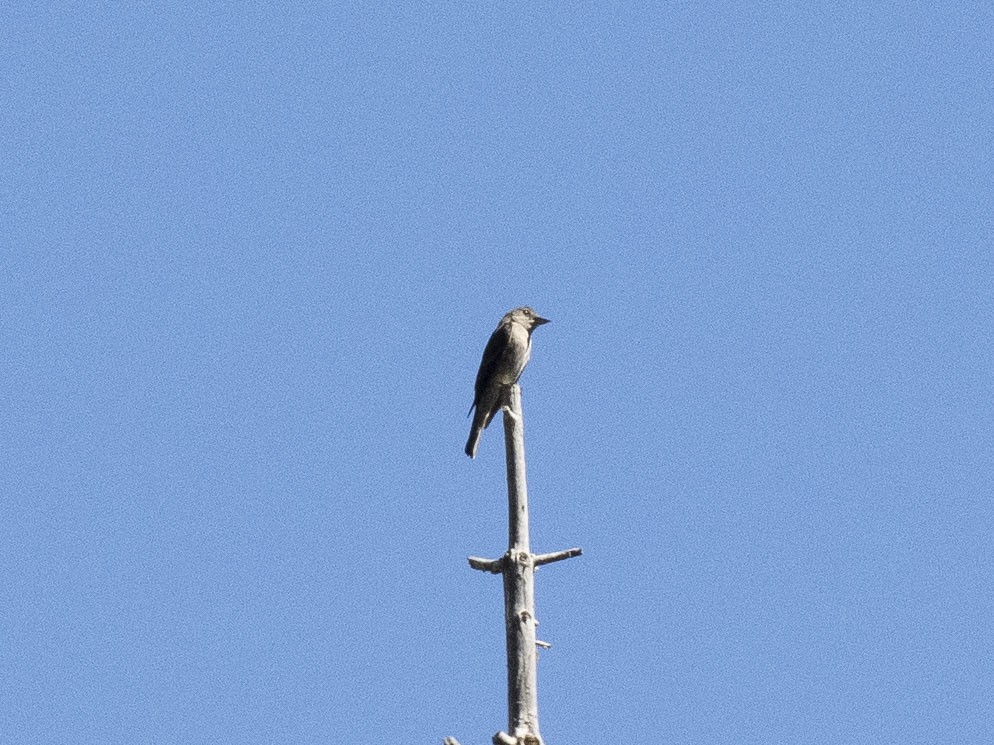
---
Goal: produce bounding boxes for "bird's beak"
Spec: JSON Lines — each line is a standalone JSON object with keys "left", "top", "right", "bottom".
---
{"left": 534, "top": 315, "right": 551, "bottom": 326}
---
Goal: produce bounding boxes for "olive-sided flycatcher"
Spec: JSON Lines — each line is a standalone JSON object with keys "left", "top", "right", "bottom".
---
{"left": 465, "top": 306, "right": 550, "bottom": 458}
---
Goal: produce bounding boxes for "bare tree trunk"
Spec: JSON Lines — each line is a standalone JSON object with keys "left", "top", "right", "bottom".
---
{"left": 501, "top": 384, "right": 541, "bottom": 742}
{"left": 458, "top": 384, "right": 581, "bottom": 745}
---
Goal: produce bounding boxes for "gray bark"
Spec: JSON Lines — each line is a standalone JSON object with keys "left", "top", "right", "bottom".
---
{"left": 500, "top": 385, "right": 541, "bottom": 742}
{"left": 451, "top": 384, "right": 581, "bottom": 745}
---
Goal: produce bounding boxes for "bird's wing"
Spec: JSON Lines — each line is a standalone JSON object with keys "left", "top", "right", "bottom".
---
{"left": 472, "top": 321, "right": 512, "bottom": 406}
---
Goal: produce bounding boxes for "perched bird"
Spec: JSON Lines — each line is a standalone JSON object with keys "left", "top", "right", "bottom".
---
{"left": 465, "top": 307, "right": 550, "bottom": 458}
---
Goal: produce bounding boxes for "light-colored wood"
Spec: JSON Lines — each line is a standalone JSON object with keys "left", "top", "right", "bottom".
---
{"left": 468, "top": 556, "right": 504, "bottom": 573}
{"left": 452, "top": 384, "right": 580, "bottom": 745}
{"left": 501, "top": 386, "right": 541, "bottom": 743}
{"left": 533, "top": 548, "right": 582, "bottom": 567}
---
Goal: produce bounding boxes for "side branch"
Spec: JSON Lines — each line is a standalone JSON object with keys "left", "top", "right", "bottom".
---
{"left": 468, "top": 556, "right": 505, "bottom": 573}
{"left": 533, "top": 548, "right": 583, "bottom": 567}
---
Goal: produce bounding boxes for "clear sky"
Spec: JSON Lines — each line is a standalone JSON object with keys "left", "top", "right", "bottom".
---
{"left": 3, "top": 3, "right": 992, "bottom": 744}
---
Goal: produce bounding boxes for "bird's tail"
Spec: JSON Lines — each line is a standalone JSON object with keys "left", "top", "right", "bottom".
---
{"left": 465, "top": 426, "right": 482, "bottom": 459}
{"left": 464, "top": 407, "right": 488, "bottom": 458}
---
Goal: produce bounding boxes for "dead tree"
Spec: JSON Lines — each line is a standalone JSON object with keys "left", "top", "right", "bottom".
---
{"left": 449, "top": 384, "right": 581, "bottom": 745}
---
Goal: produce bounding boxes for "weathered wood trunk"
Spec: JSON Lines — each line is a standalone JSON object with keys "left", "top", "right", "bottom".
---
{"left": 501, "top": 384, "right": 541, "bottom": 742}
{"left": 457, "top": 384, "right": 581, "bottom": 745}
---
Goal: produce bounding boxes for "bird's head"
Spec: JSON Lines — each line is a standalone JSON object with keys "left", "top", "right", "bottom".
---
{"left": 506, "top": 306, "right": 551, "bottom": 330}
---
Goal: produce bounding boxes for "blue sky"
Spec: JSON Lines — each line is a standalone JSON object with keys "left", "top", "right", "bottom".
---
{"left": 3, "top": 3, "right": 992, "bottom": 744}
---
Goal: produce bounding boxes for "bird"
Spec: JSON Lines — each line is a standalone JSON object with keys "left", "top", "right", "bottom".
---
{"left": 465, "top": 307, "right": 550, "bottom": 458}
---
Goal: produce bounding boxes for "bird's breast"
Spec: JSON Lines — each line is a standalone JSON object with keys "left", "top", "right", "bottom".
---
{"left": 495, "top": 324, "right": 531, "bottom": 384}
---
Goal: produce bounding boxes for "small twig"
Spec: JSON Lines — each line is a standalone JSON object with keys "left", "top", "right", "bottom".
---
{"left": 533, "top": 547, "right": 582, "bottom": 567}
{"left": 468, "top": 556, "right": 504, "bottom": 573}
